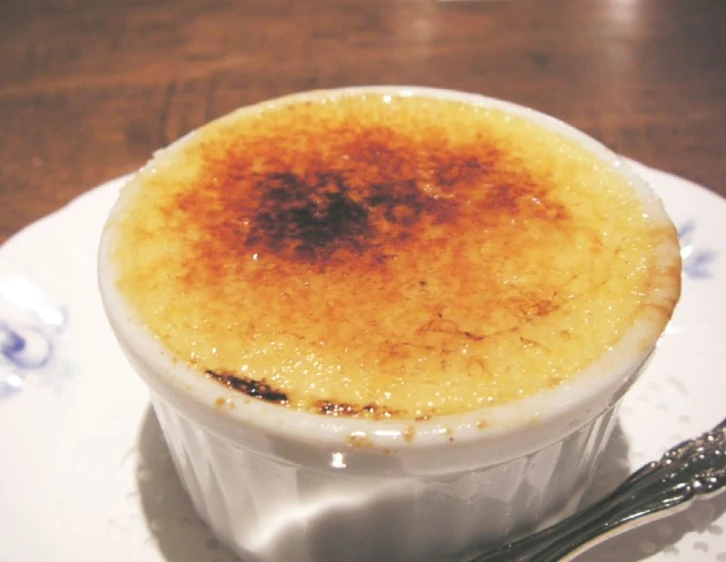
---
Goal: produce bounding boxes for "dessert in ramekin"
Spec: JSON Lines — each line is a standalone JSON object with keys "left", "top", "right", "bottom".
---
{"left": 99, "top": 87, "right": 681, "bottom": 562}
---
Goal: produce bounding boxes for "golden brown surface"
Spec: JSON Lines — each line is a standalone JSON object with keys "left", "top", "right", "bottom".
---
{"left": 1, "top": 0, "right": 725, "bottom": 246}
{"left": 108, "top": 92, "right": 678, "bottom": 419}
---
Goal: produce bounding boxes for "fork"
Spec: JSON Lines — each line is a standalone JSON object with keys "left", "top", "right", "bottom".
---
{"left": 470, "top": 417, "right": 726, "bottom": 562}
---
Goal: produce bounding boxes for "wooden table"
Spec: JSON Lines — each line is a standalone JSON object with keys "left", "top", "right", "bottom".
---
{"left": 1, "top": 0, "right": 724, "bottom": 243}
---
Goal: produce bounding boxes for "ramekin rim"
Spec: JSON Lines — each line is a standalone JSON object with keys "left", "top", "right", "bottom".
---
{"left": 98, "top": 85, "right": 681, "bottom": 457}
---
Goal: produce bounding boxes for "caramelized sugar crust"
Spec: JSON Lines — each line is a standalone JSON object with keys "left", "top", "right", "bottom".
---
{"left": 110, "top": 93, "right": 680, "bottom": 419}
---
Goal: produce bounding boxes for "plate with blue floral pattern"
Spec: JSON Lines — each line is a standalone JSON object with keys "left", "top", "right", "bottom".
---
{"left": 0, "top": 160, "right": 724, "bottom": 562}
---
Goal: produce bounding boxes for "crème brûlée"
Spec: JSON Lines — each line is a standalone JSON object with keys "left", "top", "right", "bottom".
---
{"left": 105, "top": 92, "right": 681, "bottom": 421}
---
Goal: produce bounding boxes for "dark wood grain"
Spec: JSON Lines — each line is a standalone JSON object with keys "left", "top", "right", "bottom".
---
{"left": 1, "top": 0, "right": 724, "bottom": 243}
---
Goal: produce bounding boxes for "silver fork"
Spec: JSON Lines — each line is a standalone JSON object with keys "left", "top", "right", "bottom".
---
{"left": 470, "top": 417, "right": 726, "bottom": 562}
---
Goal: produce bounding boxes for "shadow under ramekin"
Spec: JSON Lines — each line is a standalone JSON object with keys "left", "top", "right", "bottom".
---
{"left": 136, "top": 406, "right": 241, "bottom": 562}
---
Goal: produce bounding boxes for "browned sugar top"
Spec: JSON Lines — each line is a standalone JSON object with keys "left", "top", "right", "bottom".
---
{"left": 109, "top": 93, "right": 679, "bottom": 420}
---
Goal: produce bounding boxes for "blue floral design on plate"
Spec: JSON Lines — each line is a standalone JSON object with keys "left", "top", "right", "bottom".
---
{"left": 0, "top": 277, "right": 68, "bottom": 399}
{"left": 678, "top": 220, "right": 717, "bottom": 279}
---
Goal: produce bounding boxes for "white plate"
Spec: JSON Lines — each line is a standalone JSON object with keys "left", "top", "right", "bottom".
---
{"left": 0, "top": 161, "right": 724, "bottom": 562}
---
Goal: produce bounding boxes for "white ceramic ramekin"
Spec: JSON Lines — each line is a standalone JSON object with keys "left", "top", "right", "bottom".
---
{"left": 99, "top": 87, "right": 681, "bottom": 562}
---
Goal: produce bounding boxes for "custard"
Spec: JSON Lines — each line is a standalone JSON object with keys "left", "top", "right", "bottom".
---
{"left": 107, "top": 92, "right": 680, "bottom": 420}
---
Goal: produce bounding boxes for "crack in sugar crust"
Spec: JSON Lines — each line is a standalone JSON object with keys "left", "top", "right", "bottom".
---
{"left": 112, "top": 93, "right": 672, "bottom": 419}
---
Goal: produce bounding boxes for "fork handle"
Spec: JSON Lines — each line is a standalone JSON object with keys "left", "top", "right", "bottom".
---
{"left": 469, "top": 465, "right": 694, "bottom": 561}
{"left": 469, "top": 416, "right": 726, "bottom": 562}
